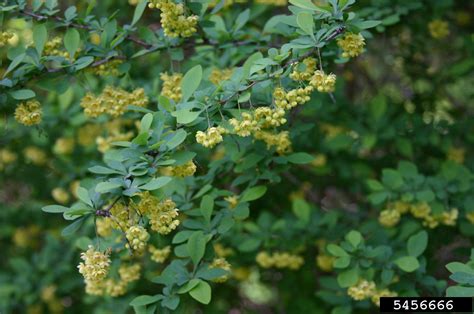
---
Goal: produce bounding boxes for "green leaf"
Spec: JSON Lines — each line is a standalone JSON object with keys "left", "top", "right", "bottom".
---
{"left": 407, "top": 231, "right": 428, "bottom": 257}
{"left": 382, "top": 169, "right": 404, "bottom": 190}
{"left": 234, "top": 8, "right": 250, "bottom": 32}
{"left": 131, "top": 0, "right": 148, "bottom": 26}
{"left": 189, "top": 280, "right": 212, "bottom": 305}
{"left": 77, "top": 186, "right": 93, "bottom": 207}
{"left": 171, "top": 109, "right": 201, "bottom": 124}
{"left": 42, "top": 205, "right": 68, "bottom": 213}
{"left": 140, "top": 177, "right": 172, "bottom": 191}
{"left": 296, "top": 12, "right": 315, "bottom": 39}
{"left": 446, "top": 286, "right": 474, "bottom": 297}
{"left": 337, "top": 268, "right": 359, "bottom": 288}
{"left": 353, "top": 20, "right": 381, "bottom": 30}
{"left": 61, "top": 217, "right": 85, "bottom": 236}
{"left": 450, "top": 272, "right": 474, "bottom": 285}
{"left": 129, "top": 295, "right": 162, "bottom": 307}
{"left": 33, "top": 24, "right": 47, "bottom": 55}
{"left": 64, "top": 28, "right": 80, "bottom": 59}
{"left": 290, "top": 0, "right": 326, "bottom": 11}
{"left": 167, "top": 129, "right": 187, "bottom": 150}
{"left": 9, "top": 89, "right": 36, "bottom": 100}
{"left": 177, "top": 279, "right": 200, "bottom": 294}
{"left": 333, "top": 256, "right": 351, "bottom": 269}
{"left": 4, "top": 53, "right": 26, "bottom": 77}
{"left": 181, "top": 65, "right": 202, "bottom": 101}
{"left": 88, "top": 166, "right": 121, "bottom": 175}
{"left": 187, "top": 231, "right": 206, "bottom": 265}
{"left": 345, "top": 230, "right": 363, "bottom": 249}
{"left": 95, "top": 182, "right": 122, "bottom": 193}
{"left": 140, "top": 113, "right": 153, "bottom": 132}
{"left": 287, "top": 152, "right": 315, "bottom": 164}
{"left": 327, "top": 244, "right": 349, "bottom": 257}
{"left": 446, "top": 262, "right": 474, "bottom": 275}
{"left": 292, "top": 198, "right": 311, "bottom": 223}
{"left": 240, "top": 186, "right": 267, "bottom": 202}
{"left": 200, "top": 195, "right": 214, "bottom": 223}
{"left": 394, "top": 256, "right": 420, "bottom": 272}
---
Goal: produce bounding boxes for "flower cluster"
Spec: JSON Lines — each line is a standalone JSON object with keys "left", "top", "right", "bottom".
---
{"left": 77, "top": 246, "right": 111, "bottom": 294}
{"left": 254, "top": 107, "right": 287, "bottom": 128}
{"left": 379, "top": 201, "right": 459, "bottom": 229}
{"left": 428, "top": 19, "right": 449, "bottom": 39}
{"left": 149, "top": 199, "right": 180, "bottom": 234}
{"left": 53, "top": 137, "right": 75, "bottom": 155}
{"left": 310, "top": 70, "right": 337, "bottom": 93}
{"left": 14, "top": 100, "right": 42, "bottom": 126}
{"left": 290, "top": 57, "right": 317, "bottom": 81}
{"left": 0, "top": 31, "right": 13, "bottom": 46}
{"left": 256, "top": 251, "right": 304, "bottom": 270}
{"left": 148, "top": 0, "right": 198, "bottom": 38}
{"left": 0, "top": 149, "right": 17, "bottom": 170}
{"left": 77, "top": 123, "right": 102, "bottom": 147}
{"left": 24, "top": 146, "right": 47, "bottom": 165}
{"left": 254, "top": 130, "right": 292, "bottom": 154}
{"left": 80, "top": 86, "right": 148, "bottom": 118}
{"left": 149, "top": 245, "right": 171, "bottom": 263}
{"left": 51, "top": 187, "right": 70, "bottom": 204}
{"left": 88, "top": 59, "right": 123, "bottom": 76}
{"left": 43, "top": 36, "right": 68, "bottom": 58}
{"left": 167, "top": 160, "right": 197, "bottom": 177}
{"left": 347, "top": 280, "right": 397, "bottom": 307}
{"left": 82, "top": 261, "right": 141, "bottom": 297}
{"left": 196, "top": 126, "right": 227, "bottom": 148}
{"left": 273, "top": 86, "right": 313, "bottom": 110}
{"left": 316, "top": 254, "right": 335, "bottom": 272}
{"left": 125, "top": 226, "right": 150, "bottom": 254}
{"left": 229, "top": 112, "right": 258, "bottom": 137}
{"left": 337, "top": 32, "right": 365, "bottom": 58}
{"left": 347, "top": 280, "right": 376, "bottom": 301}
{"left": 210, "top": 258, "right": 232, "bottom": 283}
{"left": 137, "top": 192, "right": 180, "bottom": 235}
{"left": 160, "top": 72, "right": 183, "bottom": 102}
{"left": 209, "top": 68, "right": 234, "bottom": 85}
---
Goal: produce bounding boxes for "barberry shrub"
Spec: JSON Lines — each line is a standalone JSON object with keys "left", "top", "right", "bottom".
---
{"left": 1, "top": 0, "right": 473, "bottom": 313}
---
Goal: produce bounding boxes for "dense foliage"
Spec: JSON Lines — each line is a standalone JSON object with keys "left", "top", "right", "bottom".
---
{"left": 1, "top": 0, "right": 473, "bottom": 313}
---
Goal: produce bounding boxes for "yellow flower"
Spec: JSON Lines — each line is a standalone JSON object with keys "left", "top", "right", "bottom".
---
{"left": 53, "top": 137, "right": 75, "bottom": 155}
{"left": 51, "top": 187, "right": 70, "bottom": 204}
{"left": 80, "top": 86, "right": 148, "bottom": 118}
{"left": 230, "top": 112, "right": 259, "bottom": 137}
{"left": 316, "top": 254, "right": 334, "bottom": 272}
{"left": 160, "top": 72, "right": 183, "bottom": 102}
{"left": 378, "top": 209, "right": 401, "bottom": 227}
{"left": 347, "top": 280, "right": 376, "bottom": 301}
{"left": 14, "top": 100, "right": 42, "bottom": 126}
{"left": 209, "top": 68, "right": 234, "bottom": 85}
{"left": 125, "top": 226, "right": 150, "bottom": 254}
{"left": 290, "top": 57, "right": 318, "bottom": 81}
{"left": 0, "top": 31, "right": 14, "bottom": 46}
{"left": 337, "top": 32, "right": 365, "bottom": 58}
{"left": 77, "top": 246, "right": 111, "bottom": 282}
{"left": 210, "top": 258, "right": 232, "bottom": 282}
{"left": 148, "top": 0, "right": 198, "bottom": 38}
{"left": 119, "top": 264, "right": 141, "bottom": 283}
{"left": 168, "top": 160, "right": 197, "bottom": 177}
{"left": 428, "top": 19, "right": 449, "bottom": 39}
{"left": 196, "top": 126, "right": 226, "bottom": 148}
{"left": 23, "top": 146, "right": 47, "bottom": 165}
{"left": 410, "top": 202, "right": 431, "bottom": 218}
{"left": 254, "top": 130, "right": 292, "bottom": 154}
{"left": 224, "top": 195, "right": 239, "bottom": 209}
{"left": 466, "top": 212, "right": 474, "bottom": 224}
{"left": 256, "top": 251, "right": 304, "bottom": 270}
{"left": 149, "top": 245, "right": 171, "bottom": 263}
{"left": 310, "top": 70, "right": 336, "bottom": 93}
{"left": 447, "top": 147, "right": 465, "bottom": 164}
{"left": 439, "top": 208, "right": 458, "bottom": 226}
